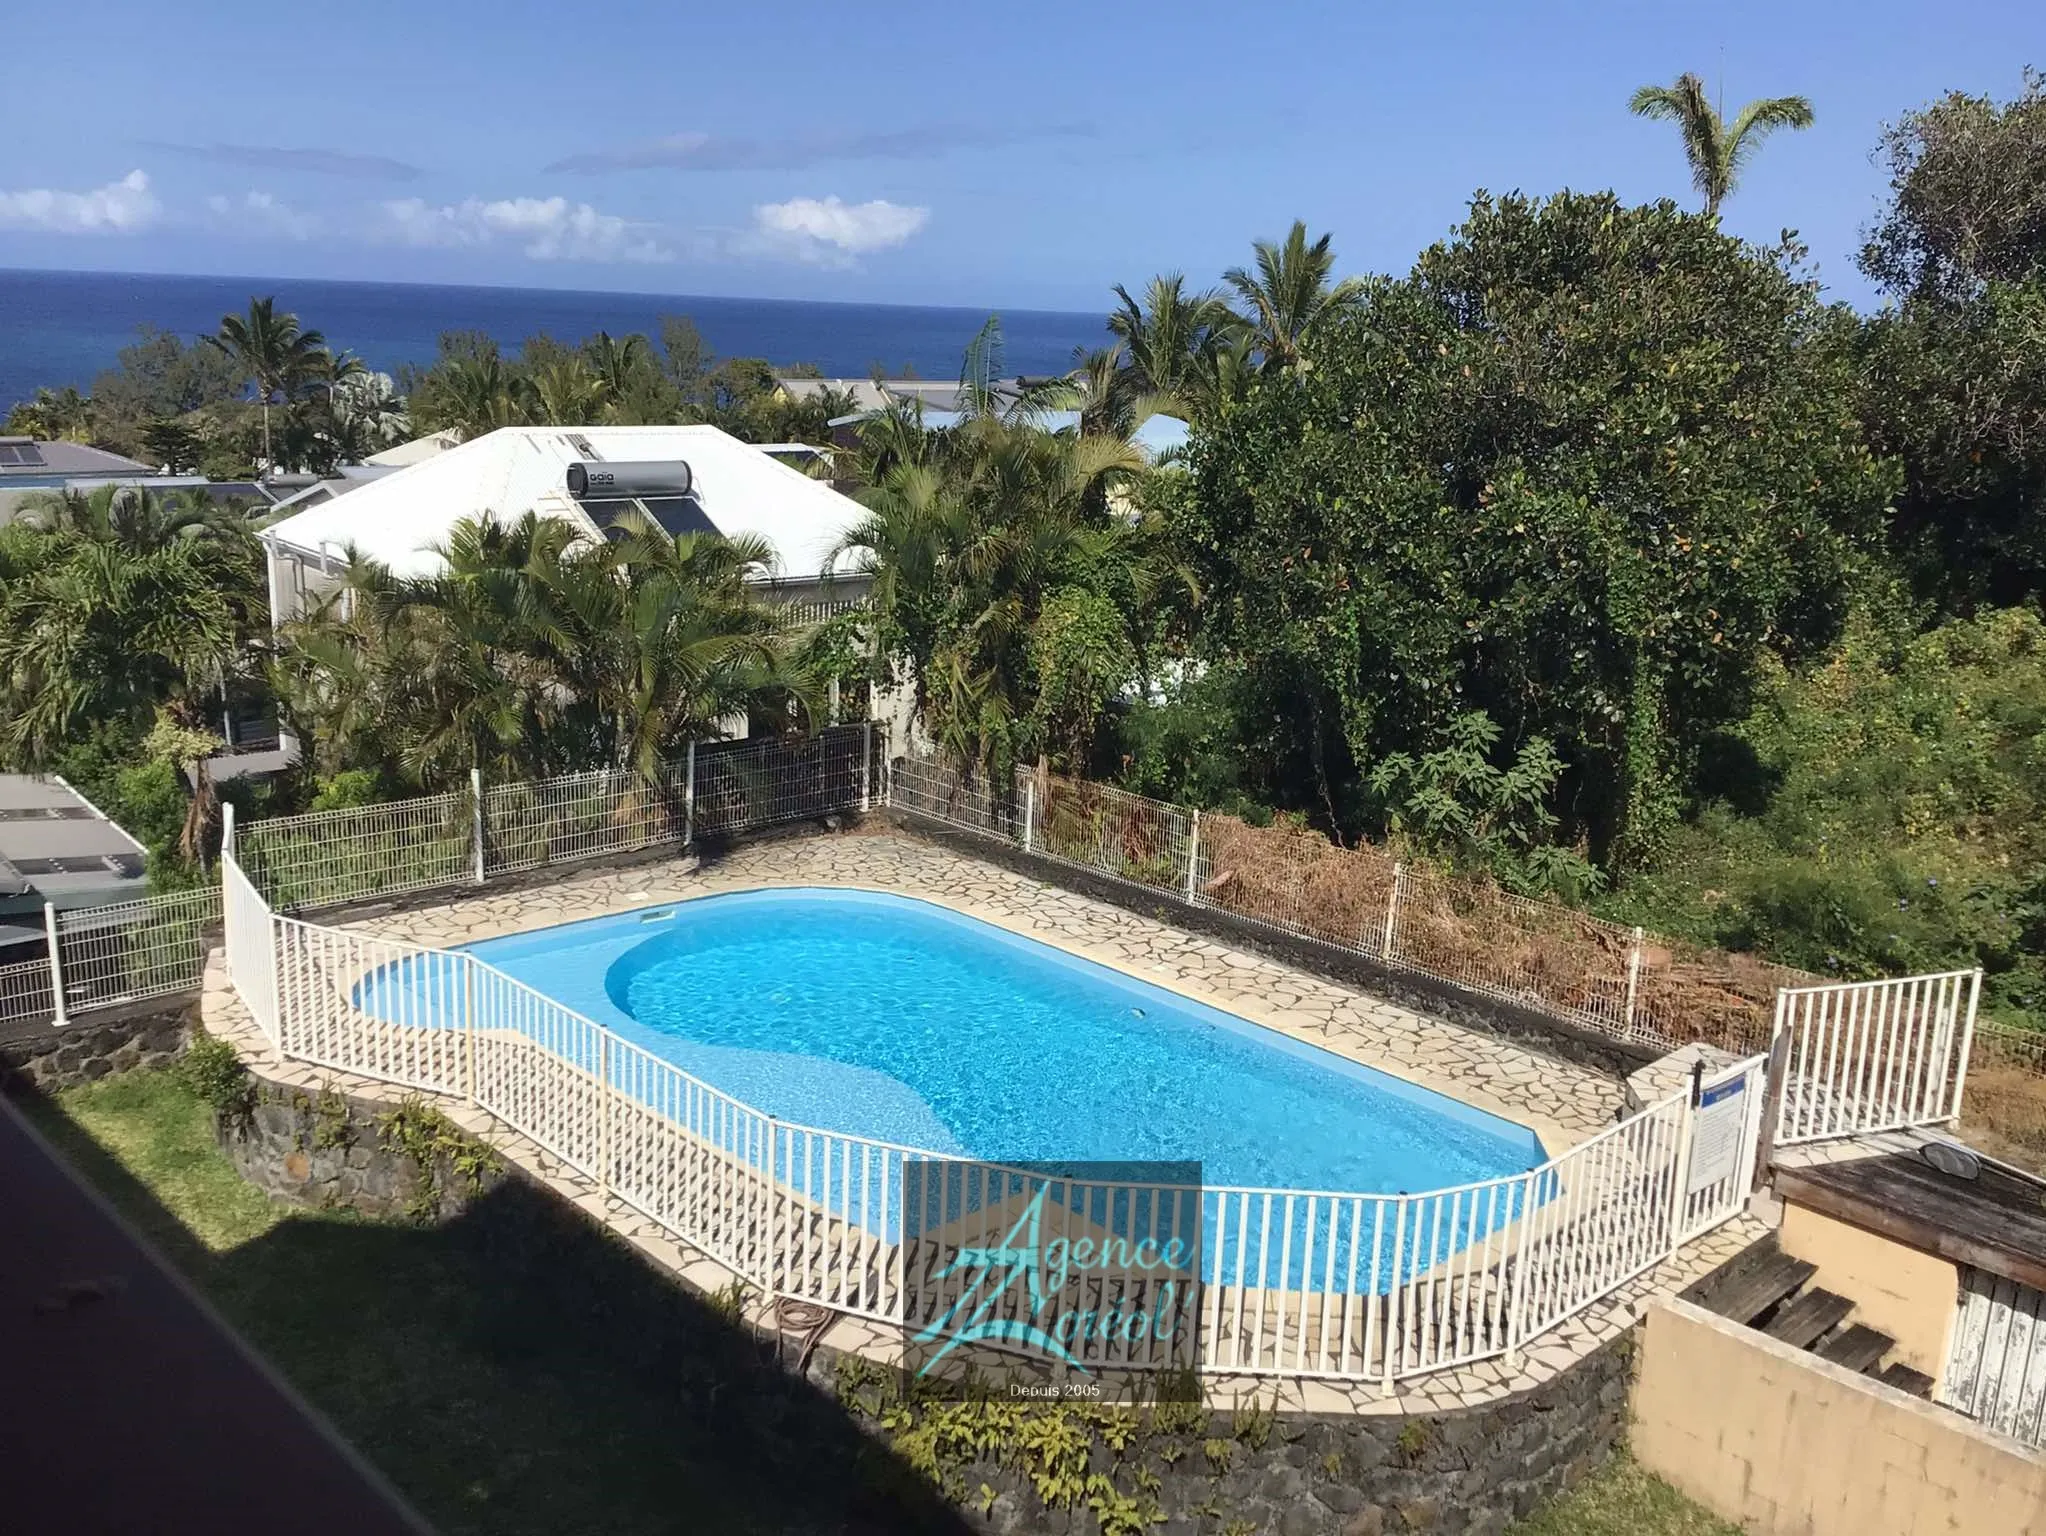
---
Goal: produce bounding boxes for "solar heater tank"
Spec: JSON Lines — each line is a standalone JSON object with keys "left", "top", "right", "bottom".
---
{"left": 565, "top": 460, "right": 694, "bottom": 500}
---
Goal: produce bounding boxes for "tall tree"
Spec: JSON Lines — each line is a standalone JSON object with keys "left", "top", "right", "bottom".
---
{"left": 1628, "top": 72, "right": 1814, "bottom": 216}
{"left": 1222, "top": 221, "right": 1365, "bottom": 370}
{"left": 1107, "top": 276, "right": 1237, "bottom": 419}
{"left": 1857, "top": 70, "right": 2046, "bottom": 610}
{"left": 205, "top": 297, "right": 336, "bottom": 473}
{"left": 1181, "top": 192, "right": 1891, "bottom": 867}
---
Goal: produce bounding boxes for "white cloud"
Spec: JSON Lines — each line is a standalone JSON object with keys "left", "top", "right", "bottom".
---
{"left": 206, "top": 190, "right": 320, "bottom": 240}
{"left": 379, "top": 195, "right": 670, "bottom": 263}
{"left": 750, "top": 196, "right": 928, "bottom": 264}
{"left": 0, "top": 169, "right": 160, "bottom": 234}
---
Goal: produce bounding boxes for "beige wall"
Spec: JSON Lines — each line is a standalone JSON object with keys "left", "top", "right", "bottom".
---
{"left": 1633, "top": 1298, "right": 2046, "bottom": 1536}
{"left": 1779, "top": 1201, "right": 1959, "bottom": 1378}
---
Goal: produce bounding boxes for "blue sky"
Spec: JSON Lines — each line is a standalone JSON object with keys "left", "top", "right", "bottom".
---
{"left": 0, "top": 0, "right": 2034, "bottom": 312}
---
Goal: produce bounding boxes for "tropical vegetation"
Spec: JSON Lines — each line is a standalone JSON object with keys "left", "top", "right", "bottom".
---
{"left": 3, "top": 68, "right": 2045, "bottom": 1031}
{"left": 1628, "top": 71, "right": 1815, "bottom": 216}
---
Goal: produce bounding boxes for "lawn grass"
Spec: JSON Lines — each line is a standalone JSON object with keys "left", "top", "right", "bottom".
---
{"left": 1509, "top": 1450, "right": 1739, "bottom": 1536}
{"left": 22, "top": 1069, "right": 968, "bottom": 1536}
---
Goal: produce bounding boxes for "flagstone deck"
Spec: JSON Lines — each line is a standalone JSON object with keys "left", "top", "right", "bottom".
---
{"left": 196, "top": 827, "right": 1767, "bottom": 1417}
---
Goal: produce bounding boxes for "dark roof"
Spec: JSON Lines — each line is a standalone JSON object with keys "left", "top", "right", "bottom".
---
{"left": 0, "top": 437, "right": 153, "bottom": 477}
{"left": 1777, "top": 1148, "right": 2046, "bottom": 1291}
{"left": 0, "top": 1094, "right": 432, "bottom": 1533}
{"left": 0, "top": 777, "right": 147, "bottom": 908}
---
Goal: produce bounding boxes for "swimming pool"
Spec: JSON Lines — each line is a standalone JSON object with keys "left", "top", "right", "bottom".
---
{"left": 450, "top": 887, "right": 1544, "bottom": 1195}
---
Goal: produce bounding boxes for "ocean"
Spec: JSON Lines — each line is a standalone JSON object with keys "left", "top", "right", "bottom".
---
{"left": 0, "top": 268, "right": 1110, "bottom": 411}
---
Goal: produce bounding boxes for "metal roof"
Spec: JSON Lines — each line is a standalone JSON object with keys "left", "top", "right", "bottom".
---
{"left": 260, "top": 424, "right": 868, "bottom": 585}
{"left": 0, "top": 777, "right": 148, "bottom": 912}
{"left": 0, "top": 438, "right": 154, "bottom": 477}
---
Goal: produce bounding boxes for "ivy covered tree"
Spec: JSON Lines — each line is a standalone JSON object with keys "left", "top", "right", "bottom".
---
{"left": 1181, "top": 191, "right": 1894, "bottom": 870}
{"left": 1857, "top": 71, "right": 2046, "bottom": 612}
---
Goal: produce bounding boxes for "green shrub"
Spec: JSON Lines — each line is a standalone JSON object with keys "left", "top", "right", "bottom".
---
{"left": 177, "top": 1030, "right": 254, "bottom": 1126}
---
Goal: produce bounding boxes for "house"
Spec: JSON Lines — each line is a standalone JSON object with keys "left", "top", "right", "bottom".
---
{"left": 257, "top": 424, "right": 896, "bottom": 742}
{"left": 0, "top": 436, "right": 161, "bottom": 523}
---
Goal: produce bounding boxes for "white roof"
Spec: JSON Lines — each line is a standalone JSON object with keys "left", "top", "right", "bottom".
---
{"left": 365, "top": 430, "right": 462, "bottom": 467}
{"left": 262, "top": 425, "right": 867, "bottom": 582}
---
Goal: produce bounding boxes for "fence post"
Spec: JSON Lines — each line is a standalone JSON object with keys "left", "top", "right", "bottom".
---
{"left": 221, "top": 799, "right": 236, "bottom": 862}
{"left": 1752, "top": 992, "right": 1793, "bottom": 1191}
{"left": 1666, "top": 1060, "right": 1703, "bottom": 1248}
{"left": 463, "top": 957, "right": 478, "bottom": 1107}
{"left": 598, "top": 1028, "right": 612, "bottom": 1198}
{"left": 1380, "top": 863, "right": 1405, "bottom": 961}
{"left": 1022, "top": 779, "right": 1036, "bottom": 854}
{"left": 470, "top": 767, "right": 486, "bottom": 885}
{"left": 1183, "top": 810, "right": 1201, "bottom": 904}
{"left": 683, "top": 740, "right": 697, "bottom": 847}
{"left": 1622, "top": 927, "right": 1645, "bottom": 1037}
{"left": 859, "top": 719, "right": 873, "bottom": 813}
{"left": 1949, "top": 968, "right": 1984, "bottom": 1124}
{"left": 44, "top": 902, "right": 68, "bottom": 1028}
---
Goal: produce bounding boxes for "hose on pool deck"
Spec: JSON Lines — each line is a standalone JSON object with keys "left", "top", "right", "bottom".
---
{"left": 773, "top": 1297, "right": 837, "bottom": 1377}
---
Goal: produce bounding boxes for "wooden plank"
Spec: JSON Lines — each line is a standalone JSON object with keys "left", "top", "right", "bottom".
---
{"left": 1776, "top": 1155, "right": 2046, "bottom": 1293}
{"left": 1699, "top": 1251, "right": 1818, "bottom": 1327}
{"left": 1878, "top": 1362, "right": 1936, "bottom": 1398}
{"left": 1817, "top": 1323, "right": 1893, "bottom": 1373}
{"left": 1764, "top": 1288, "right": 1854, "bottom": 1349}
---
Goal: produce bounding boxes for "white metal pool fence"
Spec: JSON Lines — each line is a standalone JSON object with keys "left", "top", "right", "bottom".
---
{"left": 1770, "top": 969, "right": 1982, "bottom": 1146}
{"left": 217, "top": 830, "right": 1770, "bottom": 1385}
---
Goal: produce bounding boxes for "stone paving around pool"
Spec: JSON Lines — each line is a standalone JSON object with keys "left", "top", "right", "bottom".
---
{"left": 340, "top": 831, "right": 1625, "bottom": 1151}
{"left": 198, "top": 827, "right": 1767, "bottom": 1419}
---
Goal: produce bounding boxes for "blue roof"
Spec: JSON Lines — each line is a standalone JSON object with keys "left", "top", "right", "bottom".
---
{"left": 914, "top": 409, "right": 1190, "bottom": 461}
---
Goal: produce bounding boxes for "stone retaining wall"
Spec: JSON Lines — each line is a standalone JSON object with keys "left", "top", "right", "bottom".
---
{"left": 221, "top": 1080, "right": 505, "bottom": 1223}
{"left": 821, "top": 1331, "right": 1633, "bottom": 1536}
{"left": 0, "top": 1000, "right": 192, "bottom": 1092}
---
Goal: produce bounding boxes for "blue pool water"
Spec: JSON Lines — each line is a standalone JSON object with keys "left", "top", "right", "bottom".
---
{"left": 454, "top": 888, "right": 1543, "bottom": 1196}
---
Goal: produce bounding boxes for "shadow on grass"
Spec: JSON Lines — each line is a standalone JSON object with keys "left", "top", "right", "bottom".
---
{"left": 25, "top": 1092, "right": 972, "bottom": 1536}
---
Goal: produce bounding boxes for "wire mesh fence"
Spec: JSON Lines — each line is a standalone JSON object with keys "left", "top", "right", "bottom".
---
{"left": 0, "top": 955, "right": 57, "bottom": 1030}
{"left": 238, "top": 724, "right": 878, "bottom": 913}
{"left": 239, "top": 793, "right": 472, "bottom": 910}
{"left": 55, "top": 887, "right": 218, "bottom": 1015}
{"left": 886, "top": 754, "right": 1868, "bottom": 1067}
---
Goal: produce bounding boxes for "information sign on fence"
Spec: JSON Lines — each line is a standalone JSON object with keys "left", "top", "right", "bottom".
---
{"left": 1685, "top": 1071, "right": 1751, "bottom": 1197}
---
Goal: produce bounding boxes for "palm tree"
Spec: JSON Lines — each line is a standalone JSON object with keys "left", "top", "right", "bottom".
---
{"left": 206, "top": 297, "right": 336, "bottom": 474}
{"left": 1628, "top": 72, "right": 1815, "bottom": 217}
{"left": 275, "top": 512, "right": 813, "bottom": 793}
{"left": 1107, "top": 276, "right": 1238, "bottom": 419}
{"left": 1222, "top": 221, "right": 1365, "bottom": 370}
{"left": 413, "top": 354, "right": 537, "bottom": 442}
{"left": 0, "top": 487, "right": 263, "bottom": 765}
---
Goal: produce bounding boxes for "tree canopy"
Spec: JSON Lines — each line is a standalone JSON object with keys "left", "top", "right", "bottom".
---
{"left": 1180, "top": 192, "right": 1892, "bottom": 868}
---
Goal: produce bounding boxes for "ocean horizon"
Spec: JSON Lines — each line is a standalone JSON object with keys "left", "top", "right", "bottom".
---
{"left": 0, "top": 268, "right": 1110, "bottom": 412}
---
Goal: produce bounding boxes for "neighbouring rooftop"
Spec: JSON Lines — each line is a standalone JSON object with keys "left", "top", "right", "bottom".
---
{"left": 260, "top": 424, "right": 869, "bottom": 584}
{"left": 0, "top": 777, "right": 148, "bottom": 941}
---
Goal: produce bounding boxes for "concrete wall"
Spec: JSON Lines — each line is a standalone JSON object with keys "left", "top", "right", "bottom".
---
{"left": 1778, "top": 1201, "right": 1959, "bottom": 1379}
{"left": 1632, "top": 1297, "right": 2046, "bottom": 1536}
